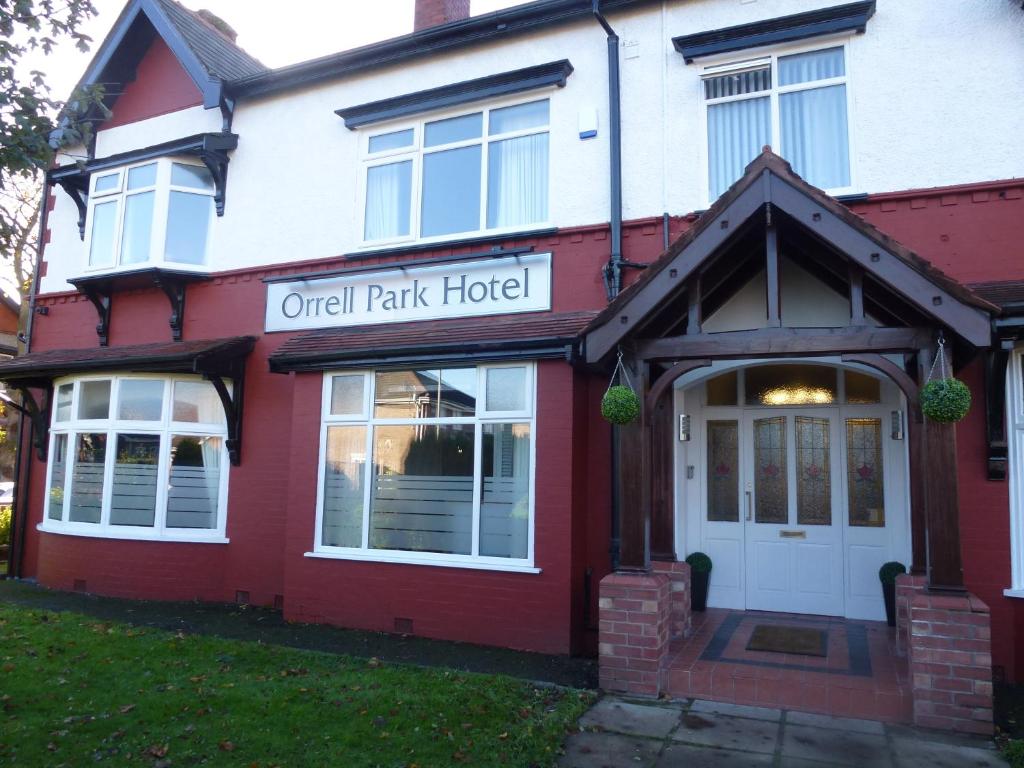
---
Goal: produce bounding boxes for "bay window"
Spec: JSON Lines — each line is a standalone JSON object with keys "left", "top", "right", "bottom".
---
{"left": 314, "top": 364, "right": 536, "bottom": 571}
{"left": 703, "top": 45, "right": 851, "bottom": 199}
{"left": 43, "top": 375, "right": 230, "bottom": 541}
{"left": 86, "top": 158, "right": 215, "bottom": 271}
{"left": 362, "top": 99, "right": 550, "bottom": 244}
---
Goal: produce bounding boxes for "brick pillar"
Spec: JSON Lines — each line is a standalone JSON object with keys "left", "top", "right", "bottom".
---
{"left": 908, "top": 591, "right": 993, "bottom": 734}
{"left": 652, "top": 560, "right": 691, "bottom": 640}
{"left": 896, "top": 573, "right": 928, "bottom": 657}
{"left": 598, "top": 571, "right": 672, "bottom": 696}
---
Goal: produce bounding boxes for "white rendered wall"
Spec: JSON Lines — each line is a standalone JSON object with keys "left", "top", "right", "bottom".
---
{"left": 40, "top": 0, "right": 1024, "bottom": 293}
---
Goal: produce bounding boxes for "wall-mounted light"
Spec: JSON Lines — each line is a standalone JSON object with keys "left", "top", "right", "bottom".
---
{"left": 679, "top": 414, "right": 691, "bottom": 442}
{"left": 891, "top": 410, "right": 904, "bottom": 440}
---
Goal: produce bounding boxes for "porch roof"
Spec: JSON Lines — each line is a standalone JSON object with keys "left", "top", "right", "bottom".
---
{"left": 583, "top": 149, "right": 995, "bottom": 363}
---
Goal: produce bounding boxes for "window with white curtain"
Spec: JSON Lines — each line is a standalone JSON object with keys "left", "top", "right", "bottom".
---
{"left": 703, "top": 45, "right": 851, "bottom": 200}
{"left": 1007, "top": 349, "right": 1024, "bottom": 597}
{"left": 42, "top": 374, "right": 230, "bottom": 542}
{"left": 85, "top": 158, "right": 215, "bottom": 272}
{"left": 361, "top": 100, "right": 550, "bottom": 243}
{"left": 313, "top": 364, "right": 536, "bottom": 571}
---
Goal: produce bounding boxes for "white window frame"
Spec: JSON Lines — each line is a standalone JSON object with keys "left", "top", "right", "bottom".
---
{"left": 308, "top": 363, "right": 539, "bottom": 573}
{"left": 1007, "top": 349, "right": 1024, "bottom": 597}
{"left": 358, "top": 95, "right": 552, "bottom": 248}
{"left": 39, "top": 373, "right": 230, "bottom": 543}
{"left": 698, "top": 36, "right": 858, "bottom": 205}
{"left": 83, "top": 157, "right": 215, "bottom": 275}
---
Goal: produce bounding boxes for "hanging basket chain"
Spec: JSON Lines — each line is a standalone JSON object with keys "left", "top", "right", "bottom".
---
{"left": 606, "top": 349, "right": 635, "bottom": 395}
{"left": 920, "top": 331, "right": 971, "bottom": 423}
{"left": 926, "top": 332, "right": 950, "bottom": 384}
{"left": 601, "top": 348, "right": 641, "bottom": 425}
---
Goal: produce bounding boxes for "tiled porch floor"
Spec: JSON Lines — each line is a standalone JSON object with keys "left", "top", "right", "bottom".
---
{"left": 666, "top": 608, "right": 912, "bottom": 723}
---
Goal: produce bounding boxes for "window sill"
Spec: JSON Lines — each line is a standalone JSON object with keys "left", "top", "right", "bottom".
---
{"left": 304, "top": 550, "right": 541, "bottom": 574}
{"left": 37, "top": 523, "right": 229, "bottom": 545}
{"left": 1003, "top": 588, "right": 1024, "bottom": 599}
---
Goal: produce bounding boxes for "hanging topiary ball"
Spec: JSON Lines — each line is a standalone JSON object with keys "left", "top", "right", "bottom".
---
{"left": 601, "top": 385, "right": 641, "bottom": 425}
{"left": 920, "top": 378, "right": 971, "bottom": 423}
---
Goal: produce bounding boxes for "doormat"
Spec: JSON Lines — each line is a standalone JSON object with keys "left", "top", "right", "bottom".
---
{"left": 746, "top": 624, "right": 828, "bottom": 657}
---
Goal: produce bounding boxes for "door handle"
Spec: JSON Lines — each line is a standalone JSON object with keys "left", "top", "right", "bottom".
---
{"left": 745, "top": 491, "right": 752, "bottom": 522}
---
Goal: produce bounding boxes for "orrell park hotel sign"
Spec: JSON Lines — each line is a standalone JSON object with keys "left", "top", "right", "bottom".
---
{"left": 265, "top": 253, "right": 551, "bottom": 332}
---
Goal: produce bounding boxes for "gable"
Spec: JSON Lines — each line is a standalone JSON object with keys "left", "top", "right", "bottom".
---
{"left": 102, "top": 36, "right": 203, "bottom": 129}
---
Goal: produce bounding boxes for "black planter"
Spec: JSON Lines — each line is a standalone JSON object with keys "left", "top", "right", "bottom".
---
{"left": 691, "top": 570, "right": 710, "bottom": 612}
{"left": 882, "top": 580, "right": 897, "bottom": 627}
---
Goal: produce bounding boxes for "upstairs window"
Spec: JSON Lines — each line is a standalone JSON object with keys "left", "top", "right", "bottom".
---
{"left": 86, "top": 158, "right": 215, "bottom": 271}
{"left": 362, "top": 99, "right": 550, "bottom": 243}
{"left": 703, "top": 45, "right": 851, "bottom": 199}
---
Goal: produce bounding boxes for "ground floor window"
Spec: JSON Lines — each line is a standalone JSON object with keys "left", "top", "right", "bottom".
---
{"left": 1008, "top": 349, "right": 1024, "bottom": 597}
{"left": 42, "top": 374, "right": 230, "bottom": 541}
{"left": 315, "top": 364, "right": 536, "bottom": 570}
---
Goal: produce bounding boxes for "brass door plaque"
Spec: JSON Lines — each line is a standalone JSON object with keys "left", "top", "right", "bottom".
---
{"left": 779, "top": 530, "right": 807, "bottom": 539}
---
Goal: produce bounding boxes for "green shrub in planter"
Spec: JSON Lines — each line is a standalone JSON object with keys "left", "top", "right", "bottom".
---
{"left": 878, "top": 561, "right": 906, "bottom": 585}
{"left": 920, "top": 378, "right": 971, "bottom": 423}
{"left": 685, "top": 551, "right": 712, "bottom": 573}
{"left": 601, "top": 385, "right": 641, "bottom": 425}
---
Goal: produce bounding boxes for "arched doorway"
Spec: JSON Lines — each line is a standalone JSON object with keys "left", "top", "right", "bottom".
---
{"left": 672, "top": 360, "right": 910, "bottom": 620}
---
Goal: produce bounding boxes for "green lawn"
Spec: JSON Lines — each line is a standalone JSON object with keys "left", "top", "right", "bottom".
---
{"left": 0, "top": 604, "right": 592, "bottom": 767}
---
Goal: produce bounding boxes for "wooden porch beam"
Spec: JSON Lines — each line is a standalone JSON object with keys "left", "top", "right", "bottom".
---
{"left": 765, "top": 212, "right": 781, "bottom": 327}
{"left": 849, "top": 265, "right": 865, "bottom": 324}
{"left": 617, "top": 359, "right": 651, "bottom": 572}
{"left": 687, "top": 276, "right": 702, "bottom": 335}
{"left": 637, "top": 326, "right": 932, "bottom": 361}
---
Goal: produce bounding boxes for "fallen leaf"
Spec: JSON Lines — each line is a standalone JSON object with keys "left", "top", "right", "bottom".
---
{"left": 219, "top": 741, "right": 235, "bottom": 752}
{"left": 119, "top": 704, "right": 136, "bottom": 714}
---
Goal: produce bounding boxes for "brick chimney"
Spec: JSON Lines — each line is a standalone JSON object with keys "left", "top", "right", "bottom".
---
{"left": 414, "top": 0, "right": 471, "bottom": 31}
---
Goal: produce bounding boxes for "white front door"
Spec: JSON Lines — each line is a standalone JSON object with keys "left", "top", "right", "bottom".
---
{"left": 742, "top": 410, "right": 845, "bottom": 616}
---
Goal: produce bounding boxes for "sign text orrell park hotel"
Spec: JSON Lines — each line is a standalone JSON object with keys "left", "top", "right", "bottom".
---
{"left": 264, "top": 253, "right": 552, "bottom": 332}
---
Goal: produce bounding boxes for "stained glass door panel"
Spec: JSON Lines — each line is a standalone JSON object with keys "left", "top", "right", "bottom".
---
{"left": 796, "top": 416, "right": 831, "bottom": 525}
{"left": 847, "top": 417, "right": 884, "bottom": 527}
{"left": 753, "top": 416, "right": 787, "bottom": 523}
{"left": 707, "top": 420, "right": 739, "bottom": 522}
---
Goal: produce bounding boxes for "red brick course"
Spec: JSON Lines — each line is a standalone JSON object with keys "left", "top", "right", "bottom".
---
{"left": 598, "top": 571, "right": 672, "bottom": 696}
{"left": 652, "top": 559, "right": 692, "bottom": 640}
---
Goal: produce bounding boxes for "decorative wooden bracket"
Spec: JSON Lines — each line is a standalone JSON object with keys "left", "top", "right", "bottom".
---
{"left": 2, "top": 386, "right": 51, "bottom": 460}
{"left": 77, "top": 284, "right": 112, "bottom": 347}
{"left": 55, "top": 177, "right": 89, "bottom": 240}
{"left": 152, "top": 273, "right": 190, "bottom": 342}
{"left": 198, "top": 147, "right": 230, "bottom": 216}
{"left": 203, "top": 359, "right": 246, "bottom": 466}
{"left": 984, "top": 337, "right": 1014, "bottom": 480}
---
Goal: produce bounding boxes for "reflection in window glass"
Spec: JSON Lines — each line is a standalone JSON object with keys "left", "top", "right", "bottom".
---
{"left": 745, "top": 364, "right": 836, "bottom": 406}
{"left": 364, "top": 161, "right": 412, "bottom": 240}
{"left": 330, "top": 375, "right": 365, "bottom": 415}
{"left": 69, "top": 432, "right": 106, "bottom": 523}
{"left": 170, "top": 163, "right": 214, "bottom": 190}
{"left": 486, "top": 367, "right": 526, "bottom": 412}
{"left": 88, "top": 200, "right": 117, "bottom": 266}
{"left": 172, "top": 381, "right": 223, "bottom": 424}
{"left": 55, "top": 384, "right": 73, "bottom": 422}
{"left": 480, "top": 423, "right": 530, "bottom": 558}
{"left": 117, "top": 380, "right": 164, "bottom": 421}
{"left": 165, "top": 192, "right": 211, "bottom": 264}
{"left": 166, "top": 436, "right": 222, "bottom": 529}
{"left": 707, "top": 420, "right": 739, "bottom": 522}
{"left": 754, "top": 416, "right": 787, "bottom": 523}
{"left": 321, "top": 426, "right": 366, "bottom": 547}
{"left": 109, "top": 433, "right": 159, "bottom": 526}
{"left": 127, "top": 163, "right": 157, "bottom": 189}
{"left": 424, "top": 112, "right": 482, "bottom": 146}
{"left": 370, "top": 424, "right": 475, "bottom": 554}
{"left": 845, "top": 370, "right": 881, "bottom": 404}
{"left": 489, "top": 101, "right": 549, "bottom": 134}
{"left": 369, "top": 129, "right": 414, "bottom": 153}
{"left": 706, "top": 371, "right": 738, "bottom": 406}
{"left": 847, "top": 418, "right": 884, "bottom": 527}
{"left": 421, "top": 145, "right": 481, "bottom": 236}
{"left": 120, "top": 190, "right": 155, "bottom": 264}
{"left": 48, "top": 433, "right": 68, "bottom": 520}
{"left": 796, "top": 416, "right": 831, "bottom": 525}
{"left": 374, "top": 369, "right": 475, "bottom": 418}
{"left": 78, "top": 380, "right": 111, "bottom": 420}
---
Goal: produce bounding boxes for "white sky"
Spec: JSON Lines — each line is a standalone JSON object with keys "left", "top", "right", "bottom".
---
{"left": 35, "top": 0, "right": 525, "bottom": 101}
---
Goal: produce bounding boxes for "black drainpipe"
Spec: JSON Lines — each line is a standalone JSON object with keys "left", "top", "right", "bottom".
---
{"left": 593, "top": 0, "right": 623, "bottom": 302}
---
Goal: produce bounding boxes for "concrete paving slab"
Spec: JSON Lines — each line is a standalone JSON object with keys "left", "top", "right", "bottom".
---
{"left": 786, "top": 709, "right": 886, "bottom": 735}
{"left": 654, "top": 743, "right": 774, "bottom": 767}
{"left": 671, "top": 711, "right": 779, "bottom": 755}
{"left": 688, "top": 699, "right": 782, "bottom": 722}
{"left": 578, "top": 698, "right": 682, "bottom": 739}
{"left": 782, "top": 723, "right": 893, "bottom": 767}
{"left": 559, "top": 731, "right": 662, "bottom": 768}
{"left": 890, "top": 735, "right": 1005, "bottom": 768}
